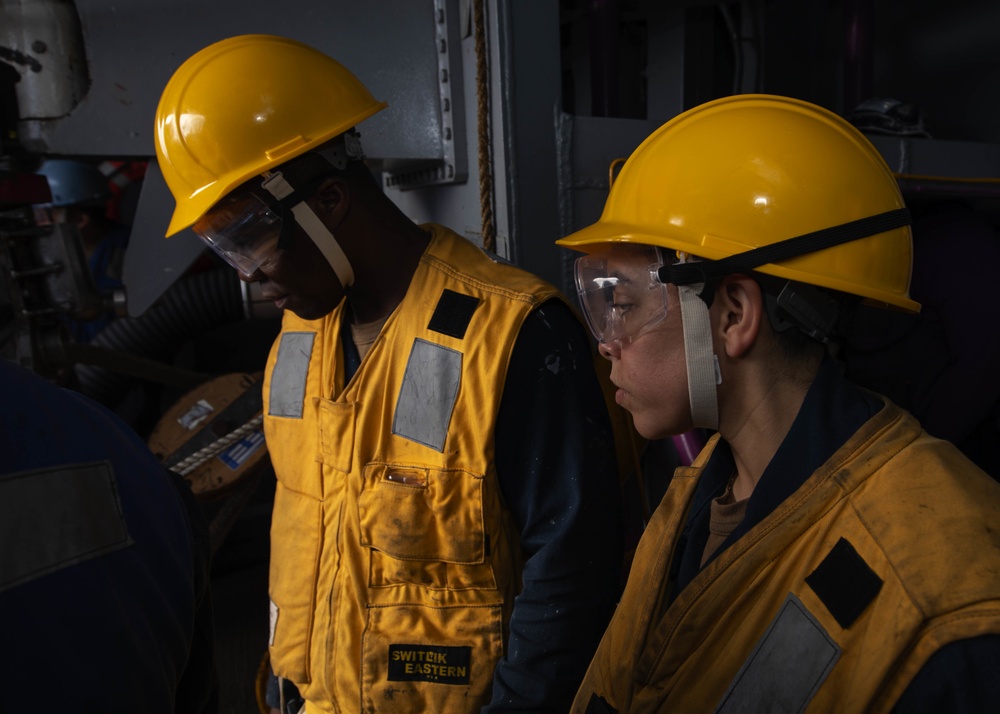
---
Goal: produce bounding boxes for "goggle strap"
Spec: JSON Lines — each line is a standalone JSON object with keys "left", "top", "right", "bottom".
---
{"left": 276, "top": 175, "right": 337, "bottom": 212}
{"left": 262, "top": 171, "right": 332, "bottom": 214}
{"left": 658, "top": 208, "right": 912, "bottom": 301}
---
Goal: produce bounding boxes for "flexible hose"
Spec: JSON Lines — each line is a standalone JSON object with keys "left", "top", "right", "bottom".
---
{"left": 75, "top": 268, "right": 244, "bottom": 407}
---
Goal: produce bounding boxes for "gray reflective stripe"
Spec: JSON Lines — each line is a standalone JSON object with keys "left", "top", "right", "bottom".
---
{"left": 269, "top": 599, "right": 278, "bottom": 646}
{"left": 269, "top": 332, "right": 316, "bottom": 418}
{"left": 392, "top": 338, "right": 462, "bottom": 452}
{"left": 0, "top": 461, "right": 130, "bottom": 593}
{"left": 716, "top": 593, "right": 840, "bottom": 713}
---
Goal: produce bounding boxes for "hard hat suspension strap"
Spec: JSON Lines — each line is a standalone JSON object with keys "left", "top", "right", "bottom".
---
{"left": 678, "top": 283, "right": 722, "bottom": 430}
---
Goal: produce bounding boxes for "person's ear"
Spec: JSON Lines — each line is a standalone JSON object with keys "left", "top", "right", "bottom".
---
{"left": 311, "top": 176, "right": 349, "bottom": 225}
{"left": 71, "top": 209, "right": 91, "bottom": 229}
{"left": 714, "top": 274, "right": 763, "bottom": 358}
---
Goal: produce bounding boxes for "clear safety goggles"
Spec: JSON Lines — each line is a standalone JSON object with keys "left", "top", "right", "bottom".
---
{"left": 574, "top": 244, "right": 670, "bottom": 344}
{"left": 192, "top": 193, "right": 290, "bottom": 275}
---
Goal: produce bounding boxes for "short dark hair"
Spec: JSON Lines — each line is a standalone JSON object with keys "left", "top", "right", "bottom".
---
{"left": 754, "top": 274, "right": 845, "bottom": 371}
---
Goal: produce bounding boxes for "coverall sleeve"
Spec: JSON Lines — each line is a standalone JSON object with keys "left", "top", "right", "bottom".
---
{"left": 0, "top": 361, "right": 219, "bottom": 713}
{"left": 892, "top": 635, "right": 1000, "bottom": 713}
{"left": 483, "top": 299, "right": 625, "bottom": 713}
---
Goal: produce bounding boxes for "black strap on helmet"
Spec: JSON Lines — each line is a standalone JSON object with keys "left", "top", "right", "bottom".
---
{"left": 657, "top": 207, "right": 912, "bottom": 306}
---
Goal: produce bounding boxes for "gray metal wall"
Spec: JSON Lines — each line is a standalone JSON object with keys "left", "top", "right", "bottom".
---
{"left": 6, "top": 0, "right": 1000, "bottom": 315}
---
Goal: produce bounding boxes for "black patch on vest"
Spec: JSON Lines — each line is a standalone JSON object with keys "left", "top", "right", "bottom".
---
{"left": 585, "top": 693, "right": 619, "bottom": 714}
{"left": 805, "top": 537, "right": 882, "bottom": 629}
{"left": 428, "top": 290, "right": 480, "bottom": 339}
{"left": 387, "top": 644, "right": 471, "bottom": 685}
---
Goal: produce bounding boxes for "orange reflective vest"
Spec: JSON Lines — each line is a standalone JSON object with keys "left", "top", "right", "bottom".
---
{"left": 263, "top": 224, "right": 562, "bottom": 712}
{"left": 573, "top": 400, "right": 1000, "bottom": 713}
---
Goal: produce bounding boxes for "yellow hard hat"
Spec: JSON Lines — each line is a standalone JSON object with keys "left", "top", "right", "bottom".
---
{"left": 154, "top": 34, "right": 387, "bottom": 237}
{"left": 558, "top": 94, "right": 918, "bottom": 312}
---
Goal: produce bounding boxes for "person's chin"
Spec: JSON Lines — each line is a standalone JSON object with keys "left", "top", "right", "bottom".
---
{"left": 287, "top": 300, "right": 332, "bottom": 321}
{"left": 631, "top": 414, "right": 679, "bottom": 442}
{"left": 288, "top": 306, "right": 319, "bottom": 320}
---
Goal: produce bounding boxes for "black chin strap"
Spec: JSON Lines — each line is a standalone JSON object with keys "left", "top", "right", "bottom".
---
{"left": 657, "top": 208, "right": 911, "bottom": 305}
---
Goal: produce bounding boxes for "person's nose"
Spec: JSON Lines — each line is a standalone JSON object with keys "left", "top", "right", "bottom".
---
{"left": 238, "top": 267, "right": 264, "bottom": 283}
{"left": 598, "top": 339, "right": 621, "bottom": 361}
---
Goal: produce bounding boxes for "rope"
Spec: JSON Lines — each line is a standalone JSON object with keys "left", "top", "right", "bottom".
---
{"left": 474, "top": 0, "right": 496, "bottom": 252}
{"left": 170, "top": 413, "right": 264, "bottom": 476}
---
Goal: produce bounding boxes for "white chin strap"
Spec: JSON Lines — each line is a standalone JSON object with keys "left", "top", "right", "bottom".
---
{"left": 260, "top": 171, "right": 355, "bottom": 289}
{"left": 678, "top": 283, "right": 721, "bottom": 430}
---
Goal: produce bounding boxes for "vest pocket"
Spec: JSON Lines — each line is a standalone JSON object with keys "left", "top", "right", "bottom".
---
{"left": 316, "top": 398, "right": 357, "bottom": 474}
{"left": 268, "top": 482, "right": 323, "bottom": 683}
{"left": 361, "top": 601, "right": 503, "bottom": 711}
{"left": 358, "top": 462, "right": 498, "bottom": 590}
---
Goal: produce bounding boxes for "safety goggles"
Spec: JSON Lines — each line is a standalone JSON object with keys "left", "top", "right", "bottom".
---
{"left": 574, "top": 244, "right": 669, "bottom": 344}
{"left": 192, "top": 192, "right": 292, "bottom": 275}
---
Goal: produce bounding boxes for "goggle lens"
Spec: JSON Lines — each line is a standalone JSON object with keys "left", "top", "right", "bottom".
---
{"left": 574, "top": 245, "right": 669, "bottom": 344}
{"left": 193, "top": 193, "right": 283, "bottom": 275}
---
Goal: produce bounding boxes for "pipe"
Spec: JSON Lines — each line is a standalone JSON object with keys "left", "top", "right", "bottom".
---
{"left": 843, "top": 0, "right": 874, "bottom": 112}
{"left": 75, "top": 268, "right": 244, "bottom": 407}
{"left": 672, "top": 429, "right": 707, "bottom": 466}
{"left": 717, "top": 4, "right": 744, "bottom": 95}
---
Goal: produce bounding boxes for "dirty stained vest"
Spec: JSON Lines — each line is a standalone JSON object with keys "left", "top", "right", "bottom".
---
{"left": 263, "top": 224, "right": 562, "bottom": 713}
{"left": 573, "top": 400, "right": 1000, "bottom": 714}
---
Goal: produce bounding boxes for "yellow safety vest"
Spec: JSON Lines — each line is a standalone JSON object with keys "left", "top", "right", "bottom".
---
{"left": 573, "top": 399, "right": 1000, "bottom": 713}
{"left": 263, "top": 224, "right": 562, "bottom": 713}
